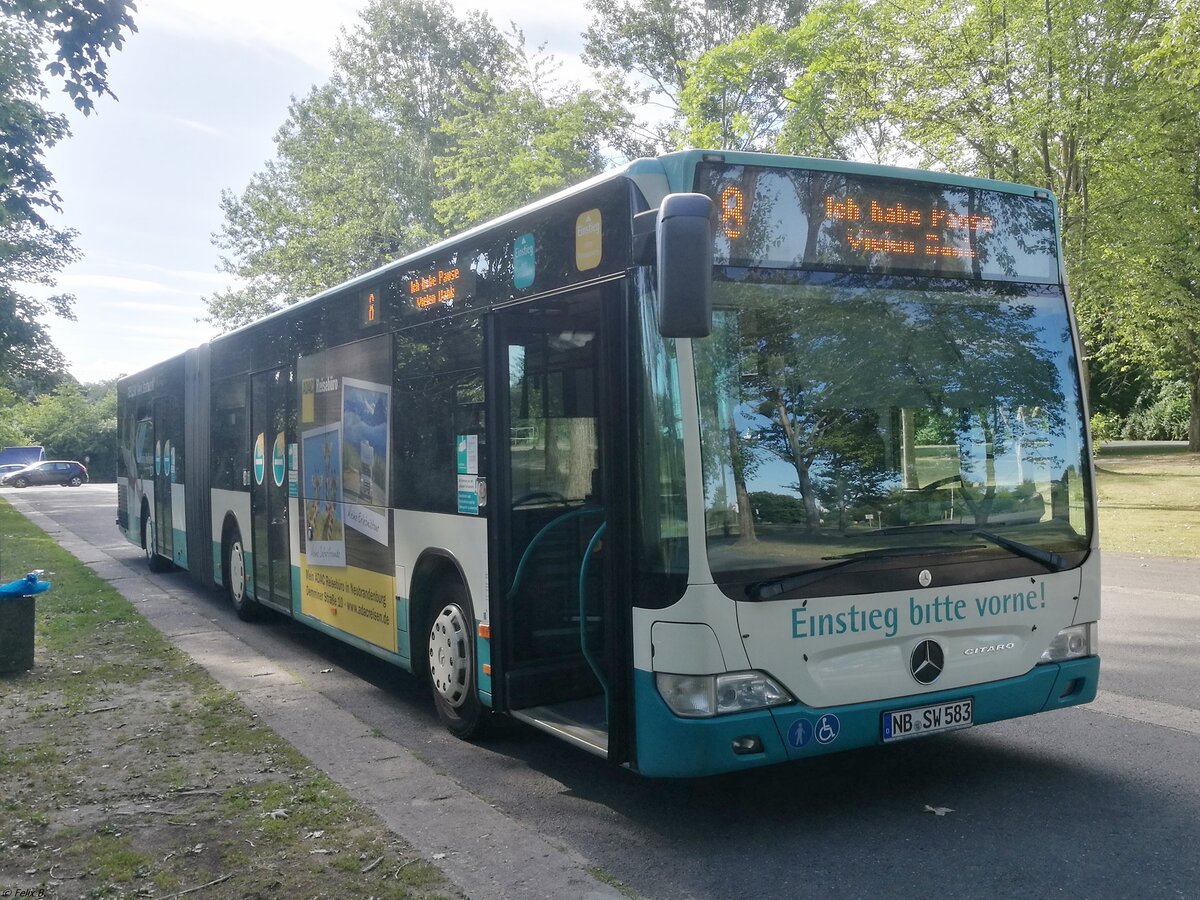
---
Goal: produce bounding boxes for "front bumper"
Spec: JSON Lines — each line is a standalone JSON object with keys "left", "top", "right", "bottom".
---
{"left": 633, "top": 656, "right": 1100, "bottom": 778}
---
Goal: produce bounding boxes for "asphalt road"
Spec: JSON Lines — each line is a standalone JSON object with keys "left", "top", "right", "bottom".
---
{"left": 8, "top": 483, "right": 1199, "bottom": 899}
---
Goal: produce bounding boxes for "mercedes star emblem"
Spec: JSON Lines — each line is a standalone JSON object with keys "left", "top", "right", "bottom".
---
{"left": 910, "top": 639, "right": 945, "bottom": 685}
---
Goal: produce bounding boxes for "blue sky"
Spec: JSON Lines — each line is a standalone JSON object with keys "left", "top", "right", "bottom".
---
{"left": 34, "top": 1, "right": 593, "bottom": 383}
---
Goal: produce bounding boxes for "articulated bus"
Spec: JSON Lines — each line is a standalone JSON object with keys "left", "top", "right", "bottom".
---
{"left": 117, "top": 150, "right": 1099, "bottom": 777}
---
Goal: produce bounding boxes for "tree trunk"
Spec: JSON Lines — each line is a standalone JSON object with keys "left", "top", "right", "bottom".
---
{"left": 900, "top": 408, "right": 919, "bottom": 488}
{"left": 728, "top": 413, "right": 757, "bottom": 545}
{"left": 566, "top": 418, "right": 597, "bottom": 499}
{"left": 545, "top": 418, "right": 596, "bottom": 499}
{"left": 1190, "top": 372, "right": 1200, "bottom": 452}
{"left": 795, "top": 459, "right": 822, "bottom": 531}
{"left": 776, "top": 400, "right": 822, "bottom": 531}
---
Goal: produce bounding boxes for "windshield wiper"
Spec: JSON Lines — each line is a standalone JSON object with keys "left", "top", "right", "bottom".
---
{"left": 748, "top": 545, "right": 981, "bottom": 602}
{"left": 970, "top": 529, "right": 1066, "bottom": 572}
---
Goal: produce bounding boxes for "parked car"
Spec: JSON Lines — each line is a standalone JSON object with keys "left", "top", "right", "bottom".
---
{"left": 0, "top": 460, "right": 89, "bottom": 488}
{"left": 0, "top": 464, "right": 27, "bottom": 479}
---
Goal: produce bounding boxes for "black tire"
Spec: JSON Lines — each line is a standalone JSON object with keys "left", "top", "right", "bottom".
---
{"left": 67, "top": 476, "right": 83, "bottom": 487}
{"left": 13, "top": 477, "right": 28, "bottom": 488}
{"left": 143, "top": 510, "right": 173, "bottom": 573}
{"left": 224, "top": 528, "right": 260, "bottom": 621}
{"left": 426, "top": 581, "right": 487, "bottom": 739}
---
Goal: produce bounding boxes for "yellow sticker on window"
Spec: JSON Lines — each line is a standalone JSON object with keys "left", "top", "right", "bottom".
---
{"left": 301, "top": 377, "right": 315, "bottom": 423}
{"left": 576, "top": 208, "right": 602, "bottom": 271}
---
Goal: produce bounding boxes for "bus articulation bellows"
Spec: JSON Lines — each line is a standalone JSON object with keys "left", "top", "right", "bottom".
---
{"left": 117, "top": 149, "right": 1099, "bottom": 777}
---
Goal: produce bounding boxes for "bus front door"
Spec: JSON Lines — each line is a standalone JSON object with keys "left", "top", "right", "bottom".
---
{"left": 249, "top": 366, "right": 294, "bottom": 612}
{"left": 492, "top": 287, "right": 630, "bottom": 761}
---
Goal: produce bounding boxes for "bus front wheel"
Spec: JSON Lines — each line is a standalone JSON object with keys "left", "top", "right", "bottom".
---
{"left": 426, "top": 581, "right": 486, "bottom": 739}
{"left": 225, "top": 529, "right": 259, "bottom": 621}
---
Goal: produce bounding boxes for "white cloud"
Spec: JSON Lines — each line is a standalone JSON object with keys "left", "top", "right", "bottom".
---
{"left": 109, "top": 300, "right": 206, "bottom": 315}
{"left": 166, "top": 116, "right": 226, "bottom": 138}
{"left": 56, "top": 268, "right": 233, "bottom": 297}
{"left": 57, "top": 274, "right": 175, "bottom": 295}
{"left": 144, "top": 1, "right": 595, "bottom": 83}
{"left": 143, "top": 0, "right": 364, "bottom": 72}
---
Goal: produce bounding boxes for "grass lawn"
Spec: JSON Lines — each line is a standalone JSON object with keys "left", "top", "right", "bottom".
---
{"left": 1093, "top": 444, "right": 1200, "bottom": 557}
{"left": 0, "top": 500, "right": 458, "bottom": 900}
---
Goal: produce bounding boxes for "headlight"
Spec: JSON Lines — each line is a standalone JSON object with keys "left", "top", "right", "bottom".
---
{"left": 1038, "top": 622, "right": 1097, "bottom": 663}
{"left": 656, "top": 671, "right": 792, "bottom": 718}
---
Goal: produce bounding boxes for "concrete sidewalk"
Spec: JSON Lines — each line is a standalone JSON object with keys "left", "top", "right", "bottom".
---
{"left": 9, "top": 497, "right": 623, "bottom": 900}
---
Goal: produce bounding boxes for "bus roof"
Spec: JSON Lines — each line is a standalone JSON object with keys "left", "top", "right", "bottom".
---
{"left": 639, "top": 149, "right": 1055, "bottom": 200}
{"left": 222, "top": 151, "right": 1054, "bottom": 344}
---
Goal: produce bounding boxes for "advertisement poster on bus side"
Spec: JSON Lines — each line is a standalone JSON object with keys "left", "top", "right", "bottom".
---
{"left": 297, "top": 334, "right": 396, "bottom": 653}
{"left": 341, "top": 376, "right": 391, "bottom": 545}
{"left": 301, "top": 422, "right": 346, "bottom": 567}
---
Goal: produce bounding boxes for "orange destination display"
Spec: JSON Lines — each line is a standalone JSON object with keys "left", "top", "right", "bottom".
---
{"left": 697, "top": 162, "right": 1058, "bottom": 283}
{"left": 405, "top": 262, "right": 476, "bottom": 309}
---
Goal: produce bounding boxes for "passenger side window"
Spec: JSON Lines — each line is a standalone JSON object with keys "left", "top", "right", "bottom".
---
{"left": 392, "top": 320, "right": 485, "bottom": 514}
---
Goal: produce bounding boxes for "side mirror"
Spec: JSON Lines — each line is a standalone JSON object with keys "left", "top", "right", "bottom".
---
{"left": 657, "top": 193, "right": 714, "bottom": 338}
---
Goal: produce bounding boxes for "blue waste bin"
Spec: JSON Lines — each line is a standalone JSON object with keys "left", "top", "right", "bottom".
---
{"left": 0, "top": 572, "right": 50, "bottom": 674}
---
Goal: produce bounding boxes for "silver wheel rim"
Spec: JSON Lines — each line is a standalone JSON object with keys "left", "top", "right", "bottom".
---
{"left": 145, "top": 517, "right": 156, "bottom": 560}
{"left": 429, "top": 604, "right": 470, "bottom": 708}
{"left": 229, "top": 540, "right": 246, "bottom": 604}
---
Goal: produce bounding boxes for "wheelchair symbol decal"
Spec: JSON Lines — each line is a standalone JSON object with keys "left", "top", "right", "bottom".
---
{"left": 815, "top": 714, "right": 841, "bottom": 745}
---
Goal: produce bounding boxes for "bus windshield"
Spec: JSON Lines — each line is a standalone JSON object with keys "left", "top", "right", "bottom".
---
{"left": 694, "top": 273, "right": 1092, "bottom": 599}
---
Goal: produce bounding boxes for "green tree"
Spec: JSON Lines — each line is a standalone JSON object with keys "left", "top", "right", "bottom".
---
{"left": 0, "top": 0, "right": 136, "bottom": 386}
{"left": 676, "top": 0, "right": 1199, "bottom": 446}
{"left": 205, "top": 87, "right": 438, "bottom": 329}
{"left": 864, "top": 0, "right": 1196, "bottom": 441}
{"left": 678, "top": 4, "right": 904, "bottom": 160}
{"left": 1074, "top": 0, "right": 1200, "bottom": 448}
{"left": 583, "top": 0, "right": 808, "bottom": 148}
{"left": 204, "top": 0, "right": 512, "bottom": 330}
{"left": 16, "top": 382, "right": 117, "bottom": 478}
{"left": 0, "top": 385, "right": 32, "bottom": 446}
{"left": 433, "top": 45, "right": 633, "bottom": 231}
{"left": 678, "top": 24, "right": 799, "bottom": 151}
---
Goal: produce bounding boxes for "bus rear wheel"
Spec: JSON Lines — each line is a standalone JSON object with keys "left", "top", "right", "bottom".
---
{"left": 426, "top": 582, "right": 486, "bottom": 739}
{"left": 142, "top": 509, "right": 172, "bottom": 573}
{"left": 225, "top": 528, "right": 259, "bottom": 621}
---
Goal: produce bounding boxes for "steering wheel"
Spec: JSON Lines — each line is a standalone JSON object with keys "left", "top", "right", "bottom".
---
{"left": 512, "top": 490, "right": 569, "bottom": 508}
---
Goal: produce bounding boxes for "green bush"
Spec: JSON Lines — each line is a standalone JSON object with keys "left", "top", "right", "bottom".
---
{"left": 1089, "top": 411, "right": 1122, "bottom": 444}
{"left": 1122, "top": 381, "right": 1190, "bottom": 441}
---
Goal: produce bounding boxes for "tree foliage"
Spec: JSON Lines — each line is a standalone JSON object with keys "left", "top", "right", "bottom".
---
{"left": 17, "top": 382, "right": 117, "bottom": 476}
{"left": 0, "top": 0, "right": 136, "bottom": 389}
{"left": 206, "top": 0, "right": 1200, "bottom": 447}
{"left": 433, "top": 45, "right": 633, "bottom": 231}
{"left": 672, "top": 0, "right": 1200, "bottom": 448}
{"left": 207, "top": 1, "right": 637, "bottom": 328}
{"left": 583, "top": 0, "right": 807, "bottom": 148}
{"left": 204, "top": 0, "right": 513, "bottom": 329}
{"left": 0, "top": 380, "right": 118, "bottom": 479}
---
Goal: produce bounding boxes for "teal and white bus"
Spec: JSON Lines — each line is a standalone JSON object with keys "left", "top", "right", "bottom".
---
{"left": 117, "top": 150, "right": 1099, "bottom": 777}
